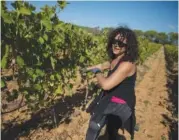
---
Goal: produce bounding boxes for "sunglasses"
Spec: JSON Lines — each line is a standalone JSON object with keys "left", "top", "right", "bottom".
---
{"left": 112, "top": 39, "right": 127, "bottom": 48}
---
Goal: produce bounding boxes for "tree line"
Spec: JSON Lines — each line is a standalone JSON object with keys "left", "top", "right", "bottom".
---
{"left": 78, "top": 26, "right": 178, "bottom": 46}
{"left": 134, "top": 29, "right": 178, "bottom": 46}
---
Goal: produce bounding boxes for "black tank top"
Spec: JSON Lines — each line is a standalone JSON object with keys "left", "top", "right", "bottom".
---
{"left": 106, "top": 58, "right": 136, "bottom": 109}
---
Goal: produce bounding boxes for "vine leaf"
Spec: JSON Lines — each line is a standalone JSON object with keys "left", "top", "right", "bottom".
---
{"left": 1, "top": 45, "right": 9, "bottom": 69}
{"left": 41, "top": 19, "right": 52, "bottom": 30}
{"left": 34, "top": 84, "right": 42, "bottom": 91}
{"left": 1, "top": 80, "right": 6, "bottom": 88}
{"left": 55, "top": 85, "right": 62, "bottom": 95}
{"left": 43, "top": 34, "right": 48, "bottom": 41}
{"left": 57, "top": 1, "right": 68, "bottom": 10}
{"left": 16, "top": 56, "right": 25, "bottom": 68}
{"left": 50, "top": 56, "right": 56, "bottom": 70}
{"left": 38, "top": 37, "right": 44, "bottom": 44}
{"left": 35, "top": 69, "right": 45, "bottom": 77}
{"left": 1, "top": 10, "right": 14, "bottom": 24}
{"left": 19, "top": 7, "right": 31, "bottom": 15}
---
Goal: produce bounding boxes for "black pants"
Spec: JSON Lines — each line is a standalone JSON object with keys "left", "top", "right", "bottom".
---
{"left": 85, "top": 112, "right": 106, "bottom": 140}
{"left": 85, "top": 104, "right": 131, "bottom": 140}
{"left": 85, "top": 114, "right": 124, "bottom": 140}
{"left": 107, "top": 111, "right": 136, "bottom": 140}
{"left": 106, "top": 115, "right": 123, "bottom": 140}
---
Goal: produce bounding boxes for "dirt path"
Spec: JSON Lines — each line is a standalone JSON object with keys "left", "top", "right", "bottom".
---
{"left": 132, "top": 47, "right": 171, "bottom": 139}
{"left": 16, "top": 47, "right": 173, "bottom": 140}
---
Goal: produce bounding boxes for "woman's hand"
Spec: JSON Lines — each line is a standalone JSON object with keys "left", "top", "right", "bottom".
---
{"left": 86, "top": 64, "right": 102, "bottom": 71}
{"left": 88, "top": 68, "right": 101, "bottom": 74}
{"left": 86, "top": 61, "right": 110, "bottom": 71}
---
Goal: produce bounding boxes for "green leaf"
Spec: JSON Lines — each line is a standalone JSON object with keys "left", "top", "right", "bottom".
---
{"left": 55, "top": 85, "right": 62, "bottom": 95}
{"left": 50, "top": 56, "right": 56, "bottom": 70}
{"left": 23, "top": 90, "right": 28, "bottom": 95}
{"left": 79, "top": 56, "right": 85, "bottom": 63}
{"left": 43, "top": 34, "right": 48, "bottom": 41}
{"left": 16, "top": 56, "right": 25, "bottom": 68}
{"left": 49, "top": 82, "right": 54, "bottom": 87}
{"left": 50, "top": 75, "right": 55, "bottom": 80}
{"left": 42, "top": 83, "right": 48, "bottom": 91}
{"left": 69, "top": 83, "right": 73, "bottom": 89}
{"left": 67, "top": 84, "right": 73, "bottom": 96}
{"left": 43, "top": 53, "right": 49, "bottom": 58}
{"left": 1, "top": 10, "right": 14, "bottom": 24}
{"left": 35, "top": 69, "right": 45, "bottom": 77}
{"left": 57, "top": 1, "right": 68, "bottom": 10}
{"left": 32, "top": 74, "right": 37, "bottom": 82}
{"left": 1, "top": 45, "right": 9, "bottom": 69}
{"left": 19, "top": 7, "right": 31, "bottom": 15}
{"left": 41, "top": 19, "right": 52, "bottom": 30}
{"left": 1, "top": 80, "right": 6, "bottom": 88}
{"left": 33, "top": 84, "right": 42, "bottom": 91}
{"left": 27, "top": 68, "right": 34, "bottom": 76}
{"left": 54, "top": 23, "right": 64, "bottom": 31}
{"left": 55, "top": 73, "right": 61, "bottom": 81}
{"left": 38, "top": 37, "right": 44, "bottom": 44}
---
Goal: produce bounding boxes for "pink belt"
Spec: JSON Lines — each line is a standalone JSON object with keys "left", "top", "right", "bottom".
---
{"left": 111, "top": 96, "right": 126, "bottom": 104}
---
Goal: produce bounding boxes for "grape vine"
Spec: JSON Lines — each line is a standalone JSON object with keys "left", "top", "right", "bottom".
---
{"left": 1, "top": 1, "right": 162, "bottom": 112}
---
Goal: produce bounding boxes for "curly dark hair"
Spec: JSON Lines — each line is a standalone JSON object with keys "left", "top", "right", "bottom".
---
{"left": 107, "top": 26, "right": 139, "bottom": 62}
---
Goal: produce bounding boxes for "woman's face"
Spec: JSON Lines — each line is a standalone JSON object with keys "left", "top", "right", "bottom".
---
{"left": 112, "top": 33, "right": 127, "bottom": 56}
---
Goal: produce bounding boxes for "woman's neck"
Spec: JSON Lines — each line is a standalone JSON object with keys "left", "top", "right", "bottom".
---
{"left": 115, "top": 53, "right": 125, "bottom": 61}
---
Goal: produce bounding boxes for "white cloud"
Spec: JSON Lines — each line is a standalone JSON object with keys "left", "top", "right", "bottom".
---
{"left": 168, "top": 24, "right": 176, "bottom": 30}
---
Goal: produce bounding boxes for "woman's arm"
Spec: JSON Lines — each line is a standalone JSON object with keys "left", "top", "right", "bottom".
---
{"left": 96, "top": 62, "right": 135, "bottom": 90}
{"left": 87, "top": 61, "right": 110, "bottom": 71}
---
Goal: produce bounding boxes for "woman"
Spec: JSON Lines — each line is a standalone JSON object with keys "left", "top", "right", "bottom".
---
{"left": 85, "top": 26, "right": 139, "bottom": 140}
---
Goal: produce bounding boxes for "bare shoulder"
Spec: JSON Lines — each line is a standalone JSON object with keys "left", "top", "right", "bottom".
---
{"left": 116, "top": 61, "right": 136, "bottom": 76}
{"left": 118, "top": 61, "right": 135, "bottom": 69}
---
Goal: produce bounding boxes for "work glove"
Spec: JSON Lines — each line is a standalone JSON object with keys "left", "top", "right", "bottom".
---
{"left": 89, "top": 68, "right": 101, "bottom": 74}
{"left": 81, "top": 68, "right": 101, "bottom": 74}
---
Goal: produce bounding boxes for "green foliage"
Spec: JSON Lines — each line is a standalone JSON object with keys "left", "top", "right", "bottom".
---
{"left": 134, "top": 29, "right": 144, "bottom": 38}
{"left": 1, "top": 10, "right": 14, "bottom": 24}
{"left": 164, "top": 45, "right": 178, "bottom": 68}
{"left": 1, "top": 45, "right": 9, "bottom": 69}
{"left": 1, "top": 1, "right": 162, "bottom": 112}
{"left": 19, "top": 7, "right": 31, "bottom": 15}
{"left": 1, "top": 1, "right": 105, "bottom": 111}
{"left": 156, "top": 32, "right": 168, "bottom": 44}
{"left": 57, "top": 1, "right": 68, "bottom": 10}
{"left": 144, "top": 30, "right": 158, "bottom": 41}
{"left": 17, "top": 56, "right": 25, "bottom": 68}
{"left": 134, "top": 29, "right": 177, "bottom": 45}
{"left": 1, "top": 80, "right": 6, "bottom": 88}
{"left": 161, "top": 135, "right": 167, "bottom": 140}
{"left": 168, "top": 32, "right": 178, "bottom": 46}
{"left": 137, "top": 37, "right": 161, "bottom": 64}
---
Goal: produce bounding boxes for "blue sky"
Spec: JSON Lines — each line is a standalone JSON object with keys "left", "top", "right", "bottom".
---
{"left": 7, "top": 1, "right": 178, "bottom": 33}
